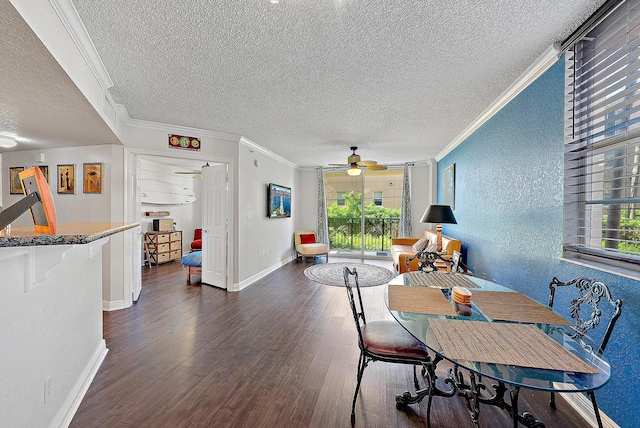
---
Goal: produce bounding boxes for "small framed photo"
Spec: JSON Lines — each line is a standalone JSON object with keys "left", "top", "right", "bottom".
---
{"left": 57, "top": 164, "right": 76, "bottom": 194}
{"left": 443, "top": 163, "right": 455, "bottom": 210}
{"left": 83, "top": 162, "right": 103, "bottom": 194}
{"left": 9, "top": 166, "right": 25, "bottom": 194}
{"left": 33, "top": 165, "right": 49, "bottom": 184}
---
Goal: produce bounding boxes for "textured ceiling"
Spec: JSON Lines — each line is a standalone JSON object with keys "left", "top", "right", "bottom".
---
{"left": 0, "top": 1, "right": 607, "bottom": 167}
{"left": 0, "top": 1, "right": 121, "bottom": 152}
{"left": 70, "top": 0, "right": 606, "bottom": 167}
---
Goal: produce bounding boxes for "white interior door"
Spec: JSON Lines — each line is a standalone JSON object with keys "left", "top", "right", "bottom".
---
{"left": 201, "top": 164, "right": 227, "bottom": 288}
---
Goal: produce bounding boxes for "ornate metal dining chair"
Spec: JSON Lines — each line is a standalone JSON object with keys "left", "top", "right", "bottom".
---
{"left": 343, "top": 266, "right": 430, "bottom": 424}
{"left": 547, "top": 277, "right": 623, "bottom": 428}
{"left": 404, "top": 250, "right": 450, "bottom": 273}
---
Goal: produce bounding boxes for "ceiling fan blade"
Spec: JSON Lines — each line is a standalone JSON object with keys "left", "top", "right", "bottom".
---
{"left": 175, "top": 171, "right": 200, "bottom": 174}
{"left": 366, "top": 164, "right": 388, "bottom": 170}
{"left": 357, "top": 160, "right": 377, "bottom": 166}
{"left": 329, "top": 163, "right": 350, "bottom": 167}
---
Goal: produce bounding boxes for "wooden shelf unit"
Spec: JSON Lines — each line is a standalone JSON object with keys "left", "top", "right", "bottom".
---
{"left": 145, "top": 231, "right": 182, "bottom": 265}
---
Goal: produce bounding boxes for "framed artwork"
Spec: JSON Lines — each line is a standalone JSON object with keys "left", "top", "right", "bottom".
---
{"left": 83, "top": 162, "right": 102, "bottom": 194}
{"left": 168, "top": 134, "right": 201, "bottom": 151}
{"left": 33, "top": 165, "right": 49, "bottom": 184}
{"left": 57, "top": 164, "right": 76, "bottom": 194}
{"left": 267, "top": 183, "right": 291, "bottom": 218}
{"left": 443, "top": 163, "right": 455, "bottom": 210}
{"left": 9, "top": 166, "right": 25, "bottom": 194}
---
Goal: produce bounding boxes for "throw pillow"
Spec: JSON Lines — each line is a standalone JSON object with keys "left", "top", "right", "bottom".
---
{"left": 411, "top": 237, "right": 428, "bottom": 252}
{"left": 425, "top": 243, "right": 438, "bottom": 253}
{"left": 300, "top": 233, "right": 316, "bottom": 244}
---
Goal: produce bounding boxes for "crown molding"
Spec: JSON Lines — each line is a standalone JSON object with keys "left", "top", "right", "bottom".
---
{"left": 48, "top": 0, "right": 114, "bottom": 90}
{"left": 126, "top": 117, "right": 241, "bottom": 142}
{"left": 435, "top": 43, "right": 562, "bottom": 162}
{"left": 240, "top": 137, "right": 299, "bottom": 169}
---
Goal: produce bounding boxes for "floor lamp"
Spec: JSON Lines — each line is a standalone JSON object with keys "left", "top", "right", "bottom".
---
{"left": 420, "top": 205, "right": 457, "bottom": 252}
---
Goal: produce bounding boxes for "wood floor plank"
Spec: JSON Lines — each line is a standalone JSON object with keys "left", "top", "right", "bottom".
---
{"left": 71, "top": 258, "right": 590, "bottom": 427}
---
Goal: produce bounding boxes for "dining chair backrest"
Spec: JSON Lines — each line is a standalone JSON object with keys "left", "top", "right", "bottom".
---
{"left": 344, "top": 266, "right": 366, "bottom": 350}
{"left": 404, "top": 251, "right": 448, "bottom": 273}
{"left": 548, "top": 277, "right": 623, "bottom": 355}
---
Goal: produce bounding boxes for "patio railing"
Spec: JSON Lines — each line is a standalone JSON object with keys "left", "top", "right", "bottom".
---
{"left": 328, "top": 217, "right": 400, "bottom": 252}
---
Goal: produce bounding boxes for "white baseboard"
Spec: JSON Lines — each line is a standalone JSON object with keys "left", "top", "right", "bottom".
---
{"left": 560, "top": 391, "right": 619, "bottom": 428}
{"left": 103, "top": 299, "right": 126, "bottom": 311}
{"left": 50, "top": 340, "right": 108, "bottom": 428}
{"left": 234, "top": 257, "right": 293, "bottom": 291}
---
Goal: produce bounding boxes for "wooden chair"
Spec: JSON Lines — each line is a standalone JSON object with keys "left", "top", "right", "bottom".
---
{"left": 404, "top": 250, "right": 450, "bottom": 273}
{"left": 343, "top": 266, "right": 430, "bottom": 424}
{"left": 547, "top": 277, "right": 623, "bottom": 428}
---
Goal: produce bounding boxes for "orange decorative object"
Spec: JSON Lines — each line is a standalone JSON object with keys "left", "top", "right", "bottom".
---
{"left": 18, "top": 166, "right": 57, "bottom": 234}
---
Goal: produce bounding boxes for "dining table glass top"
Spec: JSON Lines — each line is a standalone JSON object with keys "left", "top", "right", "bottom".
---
{"left": 385, "top": 273, "right": 611, "bottom": 392}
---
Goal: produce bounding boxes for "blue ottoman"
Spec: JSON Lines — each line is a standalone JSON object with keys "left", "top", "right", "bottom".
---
{"left": 181, "top": 251, "right": 202, "bottom": 284}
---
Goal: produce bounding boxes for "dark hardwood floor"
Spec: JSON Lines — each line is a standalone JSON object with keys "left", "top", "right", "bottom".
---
{"left": 71, "top": 258, "right": 589, "bottom": 427}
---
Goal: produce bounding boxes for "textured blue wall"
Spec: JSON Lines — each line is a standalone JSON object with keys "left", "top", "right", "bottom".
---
{"left": 438, "top": 59, "right": 640, "bottom": 426}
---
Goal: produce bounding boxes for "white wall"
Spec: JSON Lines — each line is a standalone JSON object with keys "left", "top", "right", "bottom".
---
{"left": 235, "top": 143, "right": 298, "bottom": 288}
{"left": 0, "top": 241, "right": 107, "bottom": 428}
{"left": 1, "top": 145, "right": 118, "bottom": 227}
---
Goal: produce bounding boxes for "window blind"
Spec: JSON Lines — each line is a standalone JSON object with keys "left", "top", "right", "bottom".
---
{"left": 564, "top": 0, "right": 640, "bottom": 266}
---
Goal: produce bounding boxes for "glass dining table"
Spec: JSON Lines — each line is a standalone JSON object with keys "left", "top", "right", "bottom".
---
{"left": 385, "top": 272, "right": 610, "bottom": 428}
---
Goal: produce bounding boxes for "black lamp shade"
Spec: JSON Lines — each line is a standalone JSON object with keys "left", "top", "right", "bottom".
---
{"left": 420, "top": 205, "right": 457, "bottom": 224}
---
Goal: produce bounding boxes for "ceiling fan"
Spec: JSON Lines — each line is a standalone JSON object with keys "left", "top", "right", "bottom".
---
{"left": 329, "top": 146, "right": 387, "bottom": 176}
{"left": 175, "top": 162, "right": 210, "bottom": 178}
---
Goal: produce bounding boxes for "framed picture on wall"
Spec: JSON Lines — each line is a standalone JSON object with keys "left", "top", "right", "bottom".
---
{"left": 267, "top": 183, "right": 291, "bottom": 218}
{"left": 443, "top": 163, "right": 455, "bottom": 210}
{"left": 57, "top": 164, "right": 75, "bottom": 194}
{"left": 33, "top": 165, "right": 49, "bottom": 184}
{"left": 83, "top": 162, "right": 102, "bottom": 194}
{"left": 9, "top": 166, "right": 25, "bottom": 194}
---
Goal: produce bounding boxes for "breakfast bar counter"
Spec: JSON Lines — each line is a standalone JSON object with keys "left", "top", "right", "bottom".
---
{"left": 0, "top": 222, "right": 139, "bottom": 247}
{"left": 0, "top": 221, "right": 140, "bottom": 427}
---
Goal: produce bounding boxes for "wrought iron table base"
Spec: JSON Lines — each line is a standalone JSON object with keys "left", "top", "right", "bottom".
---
{"left": 395, "top": 357, "right": 545, "bottom": 428}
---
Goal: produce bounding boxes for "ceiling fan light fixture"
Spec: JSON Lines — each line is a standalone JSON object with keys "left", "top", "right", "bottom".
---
{"left": 347, "top": 163, "right": 362, "bottom": 176}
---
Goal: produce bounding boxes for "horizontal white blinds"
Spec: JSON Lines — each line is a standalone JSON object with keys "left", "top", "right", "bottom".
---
{"left": 565, "top": 0, "right": 640, "bottom": 264}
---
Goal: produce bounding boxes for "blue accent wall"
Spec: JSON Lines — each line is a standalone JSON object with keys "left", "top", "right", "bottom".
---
{"left": 438, "top": 59, "right": 640, "bottom": 426}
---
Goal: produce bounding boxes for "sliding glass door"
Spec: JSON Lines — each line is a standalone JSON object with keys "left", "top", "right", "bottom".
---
{"left": 324, "top": 168, "right": 403, "bottom": 258}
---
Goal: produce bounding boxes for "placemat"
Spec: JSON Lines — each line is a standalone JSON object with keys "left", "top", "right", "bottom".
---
{"left": 388, "top": 285, "right": 457, "bottom": 316}
{"left": 471, "top": 290, "right": 571, "bottom": 325}
{"left": 429, "top": 319, "right": 598, "bottom": 374}
{"left": 404, "top": 272, "right": 480, "bottom": 288}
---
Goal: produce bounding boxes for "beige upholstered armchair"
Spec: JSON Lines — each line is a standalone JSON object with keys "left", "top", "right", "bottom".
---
{"left": 294, "top": 230, "right": 328, "bottom": 263}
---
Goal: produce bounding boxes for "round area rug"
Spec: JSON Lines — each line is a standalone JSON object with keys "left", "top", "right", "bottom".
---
{"left": 304, "top": 263, "right": 394, "bottom": 287}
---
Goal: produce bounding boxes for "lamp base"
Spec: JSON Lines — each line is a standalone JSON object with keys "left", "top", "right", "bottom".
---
{"left": 436, "top": 224, "right": 443, "bottom": 252}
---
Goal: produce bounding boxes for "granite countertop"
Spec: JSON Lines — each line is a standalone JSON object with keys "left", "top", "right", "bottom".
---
{"left": 0, "top": 222, "right": 140, "bottom": 247}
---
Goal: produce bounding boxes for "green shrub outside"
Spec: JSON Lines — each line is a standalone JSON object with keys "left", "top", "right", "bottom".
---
{"left": 327, "top": 191, "right": 400, "bottom": 251}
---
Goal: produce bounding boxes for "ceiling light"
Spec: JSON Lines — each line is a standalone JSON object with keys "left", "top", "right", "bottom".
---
{"left": 269, "top": 0, "right": 279, "bottom": 3}
{"left": 347, "top": 163, "right": 361, "bottom": 176}
{"left": 0, "top": 137, "right": 17, "bottom": 148}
